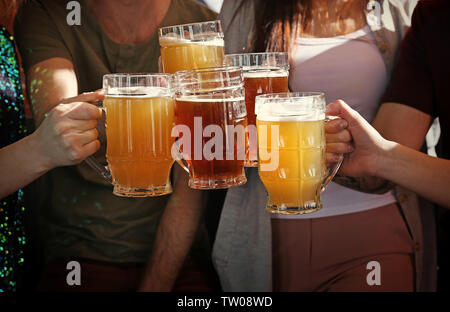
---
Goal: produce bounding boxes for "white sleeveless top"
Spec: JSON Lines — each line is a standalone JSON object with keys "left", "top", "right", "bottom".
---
{"left": 274, "top": 25, "right": 397, "bottom": 219}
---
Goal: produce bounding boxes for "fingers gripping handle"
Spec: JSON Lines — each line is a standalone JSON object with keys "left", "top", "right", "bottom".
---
{"left": 321, "top": 154, "right": 343, "bottom": 193}
{"left": 85, "top": 156, "right": 113, "bottom": 183}
{"left": 321, "top": 117, "right": 344, "bottom": 192}
{"left": 84, "top": 100, "right": 113, "bottom": 183}
{"left": 171, "top": 138, "right": 190, "bottom": 174}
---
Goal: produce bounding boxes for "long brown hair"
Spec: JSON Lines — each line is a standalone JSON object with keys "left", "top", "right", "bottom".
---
{"left": 252, "top": 0, "right": 311, "bottom": 53}
{"left": 252, "top": 0, "right": 368, "bottom": 53}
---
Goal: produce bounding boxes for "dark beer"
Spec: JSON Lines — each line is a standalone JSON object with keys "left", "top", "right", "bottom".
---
{"left": 173, "top": 66, "right": 247, "bottom": 189}
{"left": 175, "top": 96, "right": 247, "bottom": 189}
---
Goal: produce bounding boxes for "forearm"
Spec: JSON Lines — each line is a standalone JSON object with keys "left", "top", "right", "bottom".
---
{"left": 376, "top": 141, "right": 450, "bottom": 208}
{"left": 335, "top": 102, "right": 432, "bottom": 195}
{"left": 333, "top": 174, "right": 394, "bottom": 194}
{"left": 139, "top": 167, "right": 207, "bottom": 291}
{"left": 0, "top": 133, "right": 51, "bottom": 198}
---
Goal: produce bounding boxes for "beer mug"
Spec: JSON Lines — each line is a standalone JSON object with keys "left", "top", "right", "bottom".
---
{"left": 159, "top": 20, "right": 224, "bottom": 74}
{"left": 86, "top": 74, "right": 175, "bottom": 197}
{"left": 224, "top": 52, "right": 290, "bottom": 167}
{"left": 172, "top": 66, "right": 247, "bottom": 189}
{"left": 255, "top": 92, "right": 343, "bottom": 214}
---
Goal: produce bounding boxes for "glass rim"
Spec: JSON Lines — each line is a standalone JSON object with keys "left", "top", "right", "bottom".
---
{"left": 224, "top": 53, "right": 290, "bottom": 70}
{"left": 103, "top": 73, "right": 172, "bottom": 80}
{"left": 225, "top": 52, "right": 289, "bottom": 58}
{"left": 173, "top": 66, "right": 242, "bottom": 77}
{"left": 255, "top": 92, "right": 324, "bottom": 100}
{"left": 255, "top": 92, "right": 326, "bottom": 117}
{"left": 159, "top": 20, "right": 222, "bottom": 32}
{"left": 173, "top": 66, "right": 244, "bottom": 96}
{"left": 103, "top": 73, "right": 174, "bottom": 95}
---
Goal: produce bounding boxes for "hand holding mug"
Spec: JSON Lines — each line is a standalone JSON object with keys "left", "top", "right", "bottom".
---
{"left": 33, "top": 90, "right": 103, "bottom": 170}
{"left": 325, "top": 100, "right": 389, "bottom": 178}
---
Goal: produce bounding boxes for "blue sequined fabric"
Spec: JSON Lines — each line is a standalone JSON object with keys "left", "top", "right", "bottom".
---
{"left": 0, "top": 26, "right": 27, "bottom": 292}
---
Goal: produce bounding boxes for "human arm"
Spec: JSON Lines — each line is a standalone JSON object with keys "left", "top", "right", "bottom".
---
{"left": 26, "top": 57, "right": 205, "bottom": 291}
{"left": 0, "top": 91, "right": 103, "bottom": 198}
{"left": 138, "top": 164, "right": 208, "bottom": 291}
{"left": 26, "top": 56, "right": 205, "bottom": 291}
{"left": 325, "top": 116, "right": 395, "bottom": 194}
{"left": 326, "top": 100, "right": 450, "bottom": 208}
{"left": 377, "top": 140, "right": 449, "bottom": 208}
{"left": 1, "top": 55, "right": 95, "bottom": 196}
{"left": 26, "top": 58, "right": 79, "bottom": 126}
{"left": 2, "top": 6, "right": 99, "bottom": 198}
{"left": 14, "top": 0, "right": 79, "bottom": 125}
{"left": 327, "top": 101, "right": 432, "bottom": 194}
{"left": 24, "top": 56, "right": 205, "bottom": 292}
{"left": 329, "top": 0, "right": 435, "bottom": 194}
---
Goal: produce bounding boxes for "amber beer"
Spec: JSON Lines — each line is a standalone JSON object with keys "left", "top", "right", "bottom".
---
{"left": 255, "top": 92, "right": 343, "bottom": 214}
{"left": 224, "top": 53, "right": 289, "bottom": 166}
{"left": 257, "top": 118, "right": 325, "bottom": 212}
{"left": 173, "top": 67, "right": 247, "bottom": 189}
{"left": 159, "top": 37, "right": 224, "bottom": 74}
{"left": 159, "top": 21, "right": 225, "bottom": 73}
{"left": 175, "top": 96, "right": 247, "bottom": 188}
{"left": 105, "top": 94, "right": 175, "bottom": 196}
{"left": 86, "top": 74, "right": 175, "bottom": 197}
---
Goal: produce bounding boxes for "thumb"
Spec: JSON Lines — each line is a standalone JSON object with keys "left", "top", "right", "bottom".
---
{"left": 326, "top": 100, "right": 366, "bottom": 129}
{"left": 61, "top": 90, "right": 105, "bottom": 104}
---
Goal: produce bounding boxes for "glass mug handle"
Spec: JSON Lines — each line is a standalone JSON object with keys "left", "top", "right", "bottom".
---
{"left": 171, "top": 137, "right": 191, "bottom": 174}
{"left": 320, "top": 117, "right": 344, "bottom": 193}
{"left": 84, "top": 100, "right": 113, "bottom": 184}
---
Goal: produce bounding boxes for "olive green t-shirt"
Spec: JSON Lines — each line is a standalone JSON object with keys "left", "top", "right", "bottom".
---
{"left": 15, "top": 0, "right": 217, "bottom": 263}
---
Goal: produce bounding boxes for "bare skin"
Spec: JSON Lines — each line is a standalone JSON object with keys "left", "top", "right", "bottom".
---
{"left": 327, "top": 102, "right": 433, "bottom": 194}
{"left": 299, "top": 0, "right": 370, "bottom": 165}
{"left": 326, "top": 100, "right": 450, "bottom": 208}
{"left": 0, "top": 91, "right": 102, "bottom": 198}
{"left": 300, "top": 1, "right": 432, "bottom": 195}
{"left": 303, "top": 0, "right": 368, "bottom": 37}
{"left": 85, "top": 0, "right": 171, "bottom": 44}
{"left": 26, "top": 0, "right": 207, "bottom": 292}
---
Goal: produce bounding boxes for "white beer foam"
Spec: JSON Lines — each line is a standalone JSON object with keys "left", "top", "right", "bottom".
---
{"left": 256, "top": 100, "right": 325, "bottom": 122}
{"left": 243, "top": 70, "right": 288, "bottom": 78}
{"left": 107, "top": 87, "right": 171, "bottom": 98}
{"left": 160, "top": 36, "right": 224, "bottom": 47}
{"left": 256, "top": 113, "right": 325, "bottom": 122}
{"left": 176, "top": 96, "right": 245, "bottom": 103}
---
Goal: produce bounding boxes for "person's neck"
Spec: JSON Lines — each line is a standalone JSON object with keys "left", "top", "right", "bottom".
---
{"left": 85, "top": 0, "right": 172, "bottom": 44}
{"left": 303, "top": 0, "right": 367, "bottom": 38}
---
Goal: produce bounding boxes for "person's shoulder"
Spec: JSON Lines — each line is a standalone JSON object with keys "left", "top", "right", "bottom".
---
{"left": 220, "top": 0, "right": 245, "bottom": 15}
{"left": 18, "top": 0, "right": 67, "bottom": 12}
{"left": 220, "top": 0, "right": 257, "bottom": 32}
{"left": 175, "top": 0, "right": 218, "bottom": 20}
{"left": 410, "top": 0, "right": 450, "bottom": 33}
{"left": 418, "top": 0, "right": 450, "bottom": 9}
{"left": 220, "top": 0, "right": 258, "bottom": 16}
{"left": 415, "top": 0, "right": 450, "bottom": 19}
{"left": 16, "top": 0, "right": 68, "bottom": 23}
